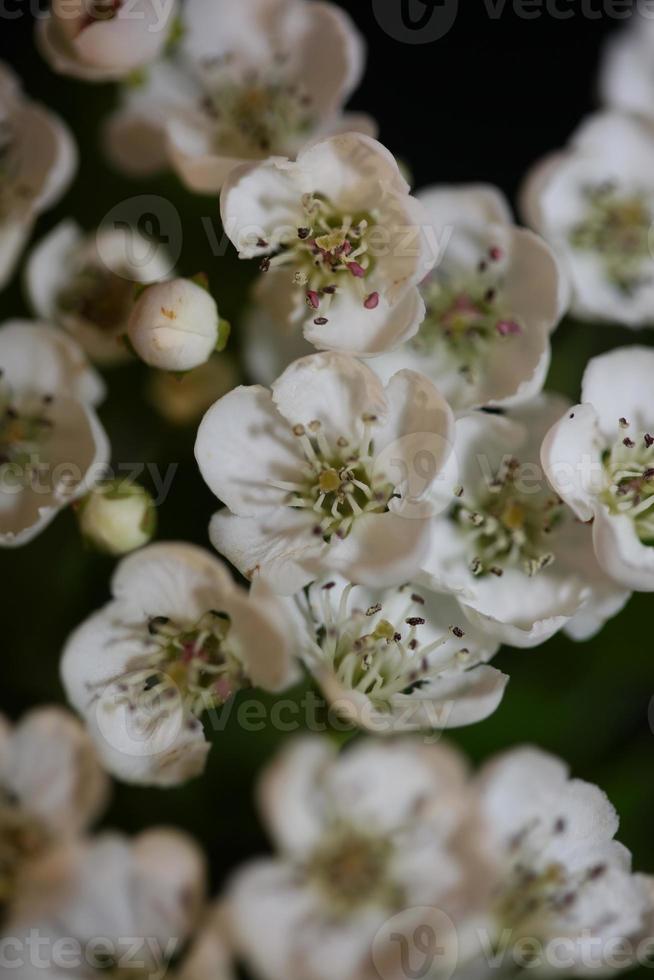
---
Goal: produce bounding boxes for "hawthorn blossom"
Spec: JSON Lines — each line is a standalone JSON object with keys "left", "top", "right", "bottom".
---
{"left": 61, "top": 542, "right": 297, "bottom": 786}
{"left": 288, "top": 575, "right": 507, "bottom": 733}
{"left": 105, "top": 0, "right": 372, "bottom": 187}
{"left": 370, "top": 184, "right": 565, "bottom": 413}
{"left": 0, "top": 707, "right": 109, "bottom": 927}
{"left": 521, "top": 113, "right": 654, "bottom": 327}
{"left": 36, "top": 0, "right": 179, "bottom": 83}
{"left": 195, "top": 352, "right": 455, "bottom": 596}
{"left": 467, "top": 747, "right": 654, "bottom": 975}
{"left": 127, "top": 277, "right": 227, "bottom": 372}
{"left": 599, "top": 17, "right": 654, "bottom": 121}
{"left": 0, "top": 63, "right": 76, "bottom": 292}
{"left": 418, "top": 396, "right": 630, "bottom": 648}
{"left": 220, "top": 133, "right": 434, "bottom": 356}
{"left": 147, "top": 353, "right": 240, "bottom": 427}
{"left": 542, "top": 346, "right": 654, "bottom": 592}
{"left": 228, "top": 737, "right": 469, "bottom": 980}
{"left": 5, "top": 829, "right": 234, "bottom": 980}
{"left": 0, "top": 321, "right": 109, "bottom": 548}
{"left": 25, "top": 220, "right": 172, "bottom": 365}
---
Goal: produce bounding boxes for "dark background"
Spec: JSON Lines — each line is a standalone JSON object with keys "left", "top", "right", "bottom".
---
{"left": 1, "top": 2, "right": 652, "bottom": 976}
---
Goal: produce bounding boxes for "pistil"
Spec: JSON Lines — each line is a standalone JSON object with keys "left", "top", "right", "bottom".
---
{"left": 601, "top": 420, "right": 654, "bottom": 543}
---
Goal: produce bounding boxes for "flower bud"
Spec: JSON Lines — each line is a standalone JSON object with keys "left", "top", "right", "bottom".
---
{"left": 45, "top": 0, "right": 177, "bottom": 79}
{"left": 128, "top": 277, "right": 226, "bottom": 372}
{"left": 78, "top": 481, "right": 156, "bottom": 556}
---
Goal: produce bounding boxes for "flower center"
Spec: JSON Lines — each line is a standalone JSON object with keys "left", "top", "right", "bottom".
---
{"left": 0, "top": 791, "right": 50, "bottom": 920}
{"left": 114, "top": 611, "right": 248, "bottom": 719}
{"left": 308, "top": 581, "right": 470, "bottom": 707}
{"left": 270, "top": 417, "right": 394, "bottom": 541}
{"left": 57, "top": 263, "right": 134, "bottom": 334}
{"left": 601, "top": 420, "right": 654, "bottom": 544}
{"left": 414, "top": 246, "right": 522, "bottom": 384}
{"left": 307, "top": 825, "right": 398, "bottom": 912}
{"left": 201, "top": 55, "right": 315, "bottom": 157}
{"left": 261, "top": 194, "right": 380, "bottom": 316}
{"left": 494, "top": 816, "right": 608, "bottom": 947}
{"left": 452, "top": 456, "right": 564, "bottom": 577}
{"left": 0, "top": 382, "right": 54, "bottom": 477}
{"left": 568, "top": 182, "right": 652, "bottom": 294}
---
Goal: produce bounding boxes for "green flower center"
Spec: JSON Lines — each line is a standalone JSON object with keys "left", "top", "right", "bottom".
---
{"left": 271, "top": 418, "right": 394, "bottom": 541}
{"left": 453, "top": 456, "right": 564, "bottom": 577}
{"left": 307, "top": 825, "right": 399, "bottom": 912}
{"left": 413, "top": 246, "right": 522, "bottom": 384}
{"left": 568, "top": 182, "right": 652, "bottom": 294}
{"left": 601, "top": 423, "right": 654, "bottom": 545}
{"left": 57, "top": 263, "right": 134, "bottom": 334}
{"left": 262, "top": 194, "right": 379, "bottom": 314}
{"left": 310, "top": 581, "right": 470, "bottom": 710}
{"left": 0, "top": 386, "right": 54, "bottom": 477}
{"left": 202, "top": 57, "right": 315, "bottom": 157}
{"left": 116, "top": 611, "right": 248, "bottom": 719}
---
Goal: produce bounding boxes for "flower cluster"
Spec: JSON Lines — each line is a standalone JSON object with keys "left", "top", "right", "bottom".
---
{"left": 0, "top": 4, "right": 652, "bottom": 980}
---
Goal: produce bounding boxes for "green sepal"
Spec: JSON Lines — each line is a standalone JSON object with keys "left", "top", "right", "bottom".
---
{"left": 216, "top": 318, "right": 231, "bottom": 352}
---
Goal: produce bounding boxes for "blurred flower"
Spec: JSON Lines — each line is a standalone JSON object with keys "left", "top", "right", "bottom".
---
{"left": 77, "top": 479, "right": 156, "bottom": 556}
{"left": 0, "top": 62, "right": 76, "bottom": 292}
{"left": 521, "top": 113, "right": 654, "bottom": 327}
{"left": 195, "top": 351, "right": 455, "bottom": 595}
{"left": 0, "top": 320, "right": 109, "bottom": 548}
{"left": 61, "top": 542, "right": 298, "bottom": 786}
{"left": 25, "top": 220, "right": 172, "bottom": 366}
{"left": 418, "top": 395, "right": 630, "bottom": 647}
{"left": 0, "top": 707, "right": 109, "bottom": 926}
{"left": 287, "top": 574, "right": 507, "bottom": 733}
{"left": 148, "top": 353, "right": 240, "bottom": 427}
{"left": 220, "top": 133, "right": 433, "bottom": 356}
{"left": 370, "top": 184, "right": 565, "bottom": 414}
{"left": 5, "top": 829, "right": 234, "bottom": 980}
{"left": 105, "top": 0, "right": 372, "bottom": 188}
{"left": 599, "top": 18, "right": 654, "bottom": 121}
{"left": 542, "top": 345, "right": 654, "bottom": 592}
{"left": 227, "top": 736, "right": 470, "bottom": 980}
{"left": 128, "top": 277, "right": 226, "bottom": 372}
{"left": 36, "top": 0, "right": 179, "bottom": 83}
{"left": 467, "top": 746, "right": 654, "bottom": 974}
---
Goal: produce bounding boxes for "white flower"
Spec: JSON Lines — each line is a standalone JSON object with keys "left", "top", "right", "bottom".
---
{"left": 542, "top": 345, "right": 654, "bottom": 592}
{"left": 61, "top": 542, "right": 298, "bottom": 786}
{"left": 0, "top": 63, "right": 77, "bottom": 292}
{"left": 127, "top": 277, "right": 224, "bottom": 372}
{"left": 0, "top": 707, "right": 109, "bottom": 926}
{"left": 467, "top": 747, "right": 654, "bottom": 975}
{"left": 195, "top": 352, "right": 455, "bottom": 595}
{"left": 288, "top": 574, "right": 507, "bottom": 733}
{"left": 370, "top": 184, "right": 565, "bottom": 414}
{"left": 25, "top": 220, "right": 172, "bottom": 365}
{"left": 220, "top": 133, "right": 434, "bottom": 356}
{"left": 418, "top": 396, "right": 630, "bottom": 648}
{"left": 0, "top": 321, "right": 109, "bottom": 548}
{"left": 105, "top": 0, "right": 372, "bottom": 187}
{"left": 78, "top": 480, "right": 156, "bottom": 556}
{"left": 599, "top": 18, "right": 654, "bottom": 121}
{"left": 521, "top": 112, "right": 654, "bottom": 327}
{"left": 36, "top": 0, "right": 178, "bottom": 82}
{"left": 5, "top": 829, "right": 232, "bottom": 980}
{"left": 227, "top": 736, "right": 469, "bottom": 980}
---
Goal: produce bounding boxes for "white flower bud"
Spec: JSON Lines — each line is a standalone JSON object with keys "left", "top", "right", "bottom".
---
{"left": 48, "top": 0, "right": 176, "bottom": 77}
{"left": 78, "top": 481, "right": 156, "bottom": 556}
{"left": 128, "top": 278, "right": 224, "bottom": 372}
